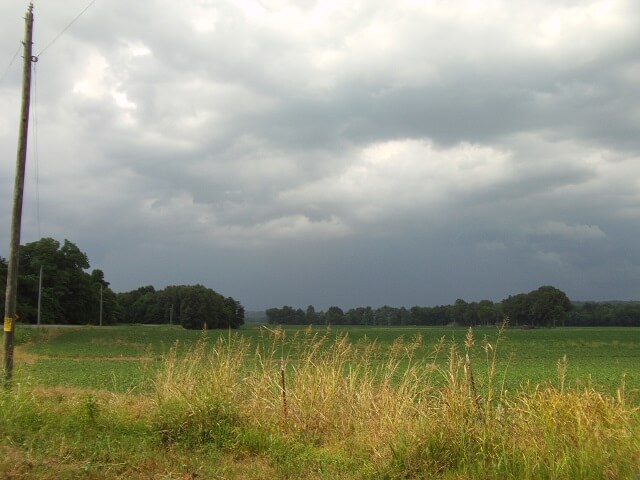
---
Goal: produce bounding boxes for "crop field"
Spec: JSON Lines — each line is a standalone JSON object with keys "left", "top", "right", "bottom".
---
{"left": 14, "top": 324, "right": 640, "bottom": 395}
{"left": 2, "top": 324, "right": 640, "bottom": 479}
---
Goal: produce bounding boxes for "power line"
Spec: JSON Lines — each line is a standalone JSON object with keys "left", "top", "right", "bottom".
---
{"left": 36, "top": 0, "right": 101, "bottom": 58}
{"left": 31, "top": 62, "right": 42, "bottom": 239}
{"left": 0, "top": 42, "right": 22, "bottom": 84}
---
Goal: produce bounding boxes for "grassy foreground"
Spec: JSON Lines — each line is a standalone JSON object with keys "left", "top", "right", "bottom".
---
{"left": 1, "top": 325, "right": 639, "bottom": 479}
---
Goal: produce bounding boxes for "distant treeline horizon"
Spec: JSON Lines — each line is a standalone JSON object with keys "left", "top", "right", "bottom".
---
{"left": 264, "top": 286, "right": 640, "bottom": 328}
{"left": 3, "top": 237, "right": 639, "bottom": 328}
{"left": 0, "top": 237, "right": 244, "bottom": 329}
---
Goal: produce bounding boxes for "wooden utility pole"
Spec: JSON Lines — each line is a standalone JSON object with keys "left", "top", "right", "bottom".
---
{"left": 37, "top": 265, "right": 43, "bottom": 326}
{"left": 99, "top": 284, "right": 103, "bottom": 326}
{"left": 4, "top": 3, "right": 35, "bottom": 382}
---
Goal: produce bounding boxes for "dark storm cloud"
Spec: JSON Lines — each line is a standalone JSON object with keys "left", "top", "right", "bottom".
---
{"left": 1, "top": 0, "right": 640, "bottom": 309}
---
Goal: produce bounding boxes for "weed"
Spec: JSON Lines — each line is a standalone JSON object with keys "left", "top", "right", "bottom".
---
{"left": 83, "top": 393, "right": 99, "bottom": 423}
{"left": 3, "top": 325, "right": 639, "bottom": 479}
{"left": 147, "top": 327, "right": 640, "bottom": 478}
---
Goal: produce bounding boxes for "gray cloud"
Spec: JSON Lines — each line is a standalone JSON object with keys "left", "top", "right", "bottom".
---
{"left": 1, "top": 0, "right": 639, "bottom": 309}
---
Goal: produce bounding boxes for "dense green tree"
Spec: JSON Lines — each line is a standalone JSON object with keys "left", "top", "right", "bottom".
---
{"left": 265, "top": 307, "right": 279, "bottom": 324}
{"left": 398, "top": 307, "right": 411, "bottom": 325}
{"left": 116, "top": 286, "right": 157, "bottom": 324}
{"left": 325, "top": 306, "right": 345, "bottom": 325}
{"left": 362, "top": 306, "right": 375, "bottom": 325}
{"left": 449, "top": 298, "right": 468, "bottom": 325}
{"left": 230, "top": 298, "right": 245, "bottom": 329}
{"left": 373, "top": 305, "right": 397, "bottom": 326}
{"left": 177, "top": 285, "right": 223, "bottom": 329}
{"left": 501, "top": 287, "right": 572, "bottom": 327}
{"left": 117, "top": 285, "right": 244, "bottom": 329}
{"left": 501, "top": 293, "right": 529, "bottom": 326}
{"left": 306, "top": 305, "right": 318, "bottom": 324}
{"left": 266, "top": 305, "right": 305, "bottom": 325}
{"left": 463, "top": 301, "right": 479, "bottom": 326}
{"left": 344, "top": 306, "right": 375, "bottom": 325}
{"left": 477, "top": 300, "right": 498, "bottom": 326}
{"left": 527, "top": 286, "right": 572, "bottom": 327}
{"left": 4, "top": 238, "right": 116, "bottom": 325}
{"left": 344, "top": 307, "right": 363, "bottom": 325}
{"left": 566, "top": 301, "right": 640, "bottom": 327}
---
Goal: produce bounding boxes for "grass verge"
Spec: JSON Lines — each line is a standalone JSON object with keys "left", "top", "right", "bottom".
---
{"left": 2, "top": 325, "right": 639, "bottom": 479}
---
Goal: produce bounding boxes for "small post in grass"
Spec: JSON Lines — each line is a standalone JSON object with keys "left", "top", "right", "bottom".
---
{"left": 280, "top": 357, "right": 288, "bottom": 421}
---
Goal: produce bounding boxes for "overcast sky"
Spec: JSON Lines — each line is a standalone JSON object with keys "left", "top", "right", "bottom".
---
{"left": 1, "top": 0, "right": 639, "bottom": 310}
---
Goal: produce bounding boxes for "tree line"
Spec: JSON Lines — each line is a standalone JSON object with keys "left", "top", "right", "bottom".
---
{"left": 0, "top": 238, "right": 116, "bottom": 325}
{"left": 4, "top": 237, "right": 639, "bottom": 329}
{"left": 116, "top": 284, "right": 244, "bottom": 329}
{"left": 0, "top": 237, "right": 243, "bottom": 329}
{"left": 267, "top": 285, "right": 640, "bottom": 327}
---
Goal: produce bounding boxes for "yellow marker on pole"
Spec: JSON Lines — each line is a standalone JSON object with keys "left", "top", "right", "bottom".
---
{"left": 3, "top": 316, "right": 13, "bottom": 333}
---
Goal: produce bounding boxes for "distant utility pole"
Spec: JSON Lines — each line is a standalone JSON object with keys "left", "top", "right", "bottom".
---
{"left": 4, "top": 3, "right": 35, "bottom": 383}
{"left": 169, "top": 304, "right": 174, "bottom": 325}
{"left": 36, "top": 265, "right": 43, "bottom": 327}
{"left": 99, "top": 284, "right": 103, "bottom": 327}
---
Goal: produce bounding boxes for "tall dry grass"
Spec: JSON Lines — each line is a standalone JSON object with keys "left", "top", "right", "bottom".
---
{"left": 152, "top": 326, "right": 640, "bottom": 479}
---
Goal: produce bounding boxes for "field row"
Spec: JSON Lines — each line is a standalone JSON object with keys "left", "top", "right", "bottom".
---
{"left": 14, "top": 324, "right": 640, "bottom": 396}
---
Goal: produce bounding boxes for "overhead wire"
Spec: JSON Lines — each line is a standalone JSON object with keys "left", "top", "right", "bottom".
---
{"left": 36, "top": 0, "right": 101, "bottom": 58}
{"left": 0, "top": 42, "right": 22, "bottom": 84}
{"left": 5, "top": 0, "right": 100, "bottom": 239}
{"left": 31, "top": 61, "right": 41, "bottom": 239}
{"left": 28, "top": 0, "right": 101, "bottom": 237}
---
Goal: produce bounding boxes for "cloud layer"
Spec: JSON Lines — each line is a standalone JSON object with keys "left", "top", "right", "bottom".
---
{"left": 1, "top": 0, "right": 639, "bottom": 309}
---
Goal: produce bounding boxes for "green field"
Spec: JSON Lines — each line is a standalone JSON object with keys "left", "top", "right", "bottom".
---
{"left": 14, "top": 324, "right": 640, "bottom": 396}
{"left": 2, "top": 324, "right": 639, "bottom": 479}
